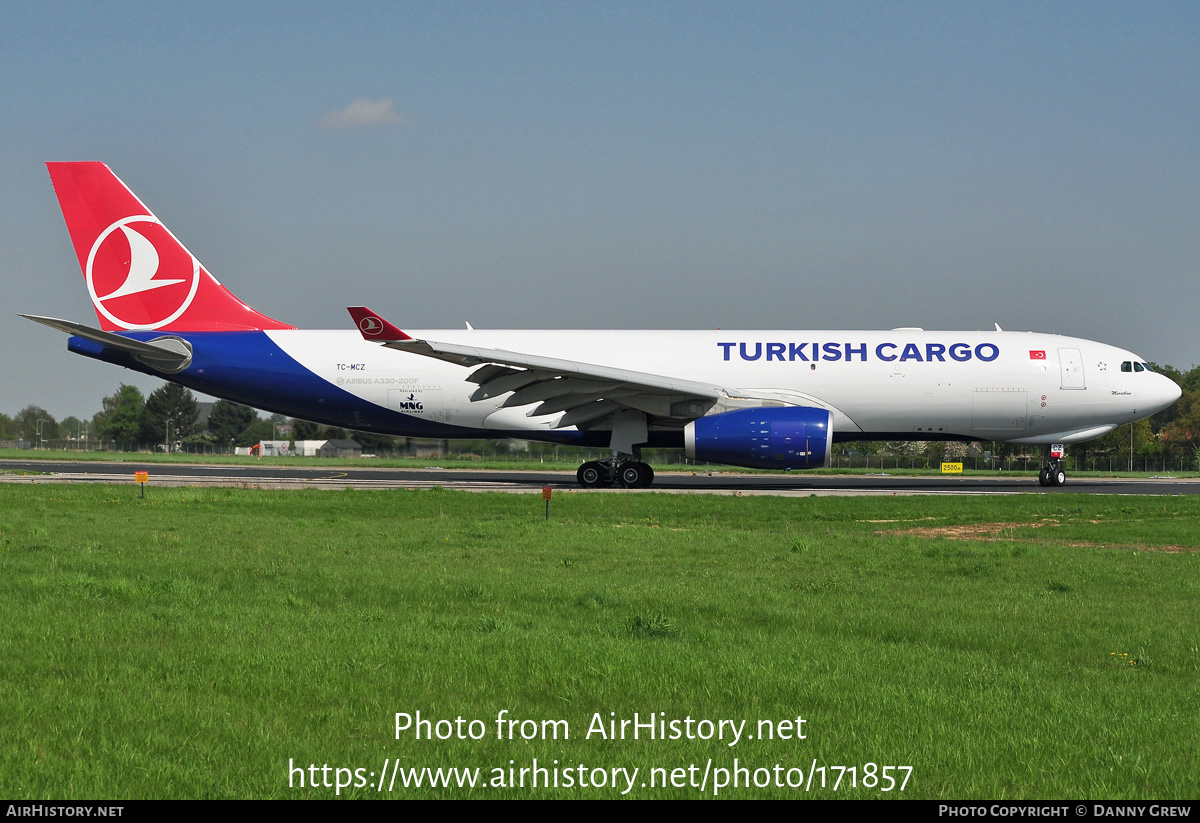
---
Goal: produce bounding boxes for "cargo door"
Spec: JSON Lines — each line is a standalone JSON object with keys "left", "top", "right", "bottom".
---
{"left": 971, "top": 389, "right": 1028, "bottom": 431}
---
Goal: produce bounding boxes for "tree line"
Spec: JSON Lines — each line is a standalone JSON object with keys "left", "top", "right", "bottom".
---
{"left": 0, "top": 383, "right": 373, "bottom": 450}
{"left": 3, "top": 362, "right": 1199, "bottom": 463}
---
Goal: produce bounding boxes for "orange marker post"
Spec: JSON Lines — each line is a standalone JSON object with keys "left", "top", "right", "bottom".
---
{"left": 135, "top": 471, "right": 149, "bottom": 498}
{"left": 542, "top": 486, "right": 552, "bottom": 520}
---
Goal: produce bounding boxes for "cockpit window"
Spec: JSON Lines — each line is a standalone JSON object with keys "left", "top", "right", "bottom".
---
{"left": 1120, "top": 361, "right": 1154, "bottom": 373}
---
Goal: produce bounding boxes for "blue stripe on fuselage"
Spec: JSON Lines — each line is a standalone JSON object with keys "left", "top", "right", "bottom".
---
{"left": 66, "top": 330, "right": 609, "bottom": 444}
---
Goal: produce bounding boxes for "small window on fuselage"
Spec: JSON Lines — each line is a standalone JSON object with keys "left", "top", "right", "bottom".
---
{"left": 1121, "top": 361, "right": 1132, "bottom": 372}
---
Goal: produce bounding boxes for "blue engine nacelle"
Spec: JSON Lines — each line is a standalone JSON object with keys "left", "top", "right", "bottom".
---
{"left": 684, "top": 406, "right": 833, "bottom": 470}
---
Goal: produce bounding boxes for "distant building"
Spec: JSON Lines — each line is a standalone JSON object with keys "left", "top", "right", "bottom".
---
{"left": 293, "top": 438, "right": 363, "bottom": 458}
{"left": 294, "top": 439, "right": 326, "bottom": 457}
{"left": 318, "top": 438, "right": 362, "bottom": 458}
{"left": 258, "top": 440, "right": 290, "bottom": 457}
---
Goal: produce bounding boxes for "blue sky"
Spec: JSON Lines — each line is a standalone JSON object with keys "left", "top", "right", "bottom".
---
{"left": 3, "top": 2, "right": 1198, "bottom": 419}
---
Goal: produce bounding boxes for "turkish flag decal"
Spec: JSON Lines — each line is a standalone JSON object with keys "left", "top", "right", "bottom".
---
{"left": 1029, "top": 350, "right": 1047, "bottom": 360}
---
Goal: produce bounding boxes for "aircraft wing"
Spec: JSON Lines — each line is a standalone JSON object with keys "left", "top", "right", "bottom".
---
{"left": 347, "top": 307, "right": 724, "bottom": 427}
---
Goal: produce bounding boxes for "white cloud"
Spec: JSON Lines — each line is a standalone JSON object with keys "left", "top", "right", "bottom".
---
{"left": 318, "top": 98, "right": 406, "bottom": 129}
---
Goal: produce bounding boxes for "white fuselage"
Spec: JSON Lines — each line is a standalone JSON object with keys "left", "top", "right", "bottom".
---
{"left": 263, "top": 328, "right": 1181, "bottom": 445}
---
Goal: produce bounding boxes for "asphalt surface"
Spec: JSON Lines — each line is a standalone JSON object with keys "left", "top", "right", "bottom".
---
{"left": 3, "top": 459, "right": 1197, "bottom": 496}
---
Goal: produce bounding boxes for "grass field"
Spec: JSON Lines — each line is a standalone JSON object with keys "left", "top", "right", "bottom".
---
{"left": 1, "top": 484, "right": 1197, "bottom": 799}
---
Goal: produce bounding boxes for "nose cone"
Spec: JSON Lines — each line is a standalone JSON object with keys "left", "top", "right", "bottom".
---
{"left": 1154, "top": 375, "right": 1183, "bottom": 413}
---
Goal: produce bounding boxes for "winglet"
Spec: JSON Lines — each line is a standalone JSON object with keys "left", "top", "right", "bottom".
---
{"left": 347, "top": 306, "right": 413, "bottom": 341}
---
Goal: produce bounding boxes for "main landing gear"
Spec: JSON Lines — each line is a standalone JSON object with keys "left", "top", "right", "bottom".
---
{"left": 575, "top": 409, "right": 656, "bottom": 489}
{"left": 577, "top": 458, "right": 655, "bottom": 488}
{"left": 1037, "top": 443, "right": 1067, "bottom": 487}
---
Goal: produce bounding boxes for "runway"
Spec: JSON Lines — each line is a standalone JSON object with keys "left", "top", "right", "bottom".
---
{"left": 2, "top": 459, "right": 1197, "bottom": 496}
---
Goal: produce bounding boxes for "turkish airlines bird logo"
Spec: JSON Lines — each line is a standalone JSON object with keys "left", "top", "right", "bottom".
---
{"left": 359, "top": 316, "right": 383, "bottom": 335}
{"left": 86, "top": 216, "right": 200, "bottom": 330}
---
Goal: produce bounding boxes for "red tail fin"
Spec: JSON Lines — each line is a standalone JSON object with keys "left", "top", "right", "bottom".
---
{"left": 47, "top": 162, "right": 294, "bottom": 332}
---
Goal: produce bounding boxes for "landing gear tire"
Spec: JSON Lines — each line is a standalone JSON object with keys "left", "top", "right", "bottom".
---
{"left": 618, "top": 462, "right": 654, "bottom": 489}
{"left": 1038, "top": 454, "right": 1067, "bottom": 488}
{"left": 577, "top": 462, "right": 607, "bottom": 488}
{"left": 1038, "top": 442, "right": 1068, "bottom": 488}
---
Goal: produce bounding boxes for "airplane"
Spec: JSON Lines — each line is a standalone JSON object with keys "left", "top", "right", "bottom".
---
{"left": 25, "top": 162, "right": 1182, "bottom": 488}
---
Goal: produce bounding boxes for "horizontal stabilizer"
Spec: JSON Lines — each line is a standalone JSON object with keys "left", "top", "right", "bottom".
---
{"left": 22, "top": 314, "right": 192, "bottom": 373}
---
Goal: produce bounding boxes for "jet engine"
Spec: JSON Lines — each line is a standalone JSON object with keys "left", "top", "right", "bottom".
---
{"left": 684, "top": 406, "right": 833, "bottom": 470}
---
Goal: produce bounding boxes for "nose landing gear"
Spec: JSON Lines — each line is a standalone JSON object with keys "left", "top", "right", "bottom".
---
{"left": 1038, "top": 444, "right": 1067, "bottom": 487}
